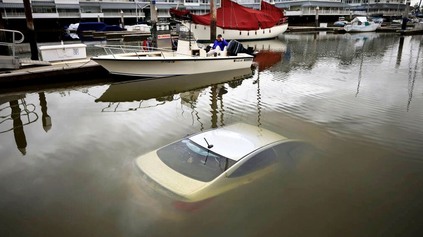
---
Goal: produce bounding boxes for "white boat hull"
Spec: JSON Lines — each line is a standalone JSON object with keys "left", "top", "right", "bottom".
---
{"left": 92, "top": 53, "right": 254, "bottom": 77}
{"left": 344, "top": 23, "right": 380, "bottom": 32}
{"left": 184, "top": 22, "right": 289, "bottom": 41}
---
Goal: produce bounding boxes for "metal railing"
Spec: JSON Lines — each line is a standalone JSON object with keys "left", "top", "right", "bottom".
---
{"left": 95, "top": 44, "right": 195, "bottom": 59}
{"left": 96, "top": 44, "right": 169, "bottom": 58}
{"left": 0, "top": 29, "right": 25, "bottom": 57}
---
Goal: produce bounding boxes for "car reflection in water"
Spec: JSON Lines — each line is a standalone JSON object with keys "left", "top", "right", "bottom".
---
{"left": 135, "top": 123, "right": 316, "bottom": 212}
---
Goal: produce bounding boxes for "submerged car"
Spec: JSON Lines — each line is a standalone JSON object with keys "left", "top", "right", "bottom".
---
{"left": 135, "top": 123, "right": 313, "bottom": 204}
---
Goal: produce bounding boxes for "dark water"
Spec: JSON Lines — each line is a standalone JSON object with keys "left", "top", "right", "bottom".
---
{"left": 1, "top": 33, "right": 423, "bottom": 237}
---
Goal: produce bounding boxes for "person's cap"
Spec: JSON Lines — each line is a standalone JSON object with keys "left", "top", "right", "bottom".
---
{"left": 217, "top": 34, "right": 222, "bottom": 38}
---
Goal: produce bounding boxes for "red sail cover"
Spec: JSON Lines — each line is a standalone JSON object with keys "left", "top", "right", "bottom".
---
{"left": 170, "top": 0, "right": 285, "bottom": 31}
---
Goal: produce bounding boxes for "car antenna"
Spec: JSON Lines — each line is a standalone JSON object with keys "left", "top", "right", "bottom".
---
{"left": 204, "top": 138, "right": 214, "bottom": 149}
{"left": 203, "top": 138, "right": 213, "bottom": 165}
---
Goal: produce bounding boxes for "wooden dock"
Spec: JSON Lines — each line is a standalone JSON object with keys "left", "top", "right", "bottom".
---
{"left": 0, "top": 58, "right": 107, "bottom": 88}
{"left": 19, "top": 58, "right": 51, "bottom": 67}
{"left": 288, "top": 26, "right": 403, "bottom": 34}
{"left": 397, "top": 29, "right": 423, "bottom": 35}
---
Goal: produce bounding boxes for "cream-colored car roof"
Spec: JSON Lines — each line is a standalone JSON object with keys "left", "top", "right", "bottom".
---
{"left": 189, "top": 123, "right": 287, "bottom": 161}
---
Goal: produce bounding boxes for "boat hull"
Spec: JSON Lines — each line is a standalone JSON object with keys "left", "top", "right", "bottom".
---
{"left": 92, "top": 54, "right": 254, "bottom": 77}
{"left": 344, "top": 24, "right": 380, "bottom": 32}
{"left": 184, "top": 23, "right": 289, "bottom": 41}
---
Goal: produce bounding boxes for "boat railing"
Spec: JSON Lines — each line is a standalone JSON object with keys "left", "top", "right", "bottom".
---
{"left": 95, "top": 44, "right": 169, "bottom": 58}
{"left": 95, "top": 44, "right": 200, "bottom": 59}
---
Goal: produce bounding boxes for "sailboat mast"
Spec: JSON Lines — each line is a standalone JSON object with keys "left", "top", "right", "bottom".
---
{"left": 210, "top": 0, "right": 217, "bottom": 42}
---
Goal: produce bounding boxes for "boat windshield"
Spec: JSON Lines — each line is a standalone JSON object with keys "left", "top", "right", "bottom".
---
{"left": 157, "top": 139, "right": 236, "bottom": 182}
{"left": 178, "top": 27, "right": 197, "bottom": 42}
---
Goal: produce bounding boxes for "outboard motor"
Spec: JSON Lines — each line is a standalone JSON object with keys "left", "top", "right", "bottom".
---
{"left": 227, "top": 40, "right": 242, "bottom": 56}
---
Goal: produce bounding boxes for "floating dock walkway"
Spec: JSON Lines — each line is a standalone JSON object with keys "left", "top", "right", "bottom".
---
{"left": 0, "top": 58, "right": 107, "bottom": 89}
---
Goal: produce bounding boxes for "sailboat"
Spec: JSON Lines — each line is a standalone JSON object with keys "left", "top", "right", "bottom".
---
{"left": 170, "top": 0, "right": 288, "bottom": 41}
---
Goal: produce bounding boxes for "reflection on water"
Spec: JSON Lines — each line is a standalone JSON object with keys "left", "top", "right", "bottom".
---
{"left": 39, "top": 92, "right": 52, "bottom": 132}
{"left": 0, "top": 95, "right": 39, "bottom": 155}
{"left": 96, "top": 69, "right": 254, "bottom": 130}
{"left": 1, "top": 34, "right": 423, "bottom": 237}
{"left": 247, "top": 39, "right": 287, "bottom": 71}
{"left": 96, "top": 69, "right": 252, "bottom": 111}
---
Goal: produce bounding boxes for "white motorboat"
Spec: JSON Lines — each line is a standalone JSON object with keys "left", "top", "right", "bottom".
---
{"left": 344, "top": 17, "right": 381, "bottom": 32}
{"left": 91, "top": 33, "right": 254, "bottom": 78}
{"left": 170, "top": 0, "right": 288, "bottom": 41}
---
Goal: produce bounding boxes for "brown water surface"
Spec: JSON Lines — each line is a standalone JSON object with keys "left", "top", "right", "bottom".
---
{"left": 1, "top": 33, "right": 422, "bottom": 237}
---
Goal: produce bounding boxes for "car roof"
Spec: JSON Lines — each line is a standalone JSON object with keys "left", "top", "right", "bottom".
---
{"left": 189, "top": 123, "right": 287, "bottom": 161}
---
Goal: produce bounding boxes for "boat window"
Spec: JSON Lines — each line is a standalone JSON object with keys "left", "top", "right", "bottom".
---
{"left": 157, "top": 139, "right": 236, "bottom": 182}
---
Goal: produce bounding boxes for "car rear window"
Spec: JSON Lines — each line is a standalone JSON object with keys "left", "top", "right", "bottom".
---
{"left": 157, "top": 139, "right": 236, "bottom": 182}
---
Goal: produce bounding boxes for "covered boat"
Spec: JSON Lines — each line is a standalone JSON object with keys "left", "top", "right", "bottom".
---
{"left": 344, "top": 17, "right": 381, "bottom": 32}
{"left": 170, "top": 0, "right": 288, "bottom": 41}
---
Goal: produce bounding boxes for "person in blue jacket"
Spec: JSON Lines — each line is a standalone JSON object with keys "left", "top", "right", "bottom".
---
{"left": 212, "top": 34, "right": 228, "bottom": 51}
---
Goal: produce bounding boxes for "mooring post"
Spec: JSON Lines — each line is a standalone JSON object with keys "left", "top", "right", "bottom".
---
{"left": 210, "top": 0, "right": 217, "bottom": 42}
{"left": 401, "top": 0, "right": 410, "bottom": 30}
{"left": 120, "top": 10, "right": 125, "bottom": 28}
{"left": 23, "top": 0, "right": 38, "bottom": 60}
{"left": 150, "top": 0, "right": 158, "bottom": 48}
{"left": 315, "top": 7, "right": 320, "bottom": 28}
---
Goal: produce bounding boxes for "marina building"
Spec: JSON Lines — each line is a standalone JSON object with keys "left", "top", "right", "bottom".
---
{"left": 0, "top": 0, "right": 408, "bottom": 41}
{"left": 0, "top": 0, "right": 408, "bottom": 21}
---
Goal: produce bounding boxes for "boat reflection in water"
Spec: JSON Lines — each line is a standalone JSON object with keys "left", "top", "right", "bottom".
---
{"left": 245, "top": 39, "right": 287, "bottom": 71}
{"left": 343, "top": 32, "right": 379, "bottom": 49}
{"left": 95, "top": 68, "right": 254, "bottom": 105}
{"left": 245, "top": 39, "right": 287, "bottom": 52}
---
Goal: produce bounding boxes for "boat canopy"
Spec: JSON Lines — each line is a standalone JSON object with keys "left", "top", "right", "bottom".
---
{"left": 76, "top": 22, "right": 124, "bottom": 32}
{"left": 170, "top": 0, "right": 286, "bottom": 31}
{"left": 352, "top": 17, "right": 369, "bottom": 23}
